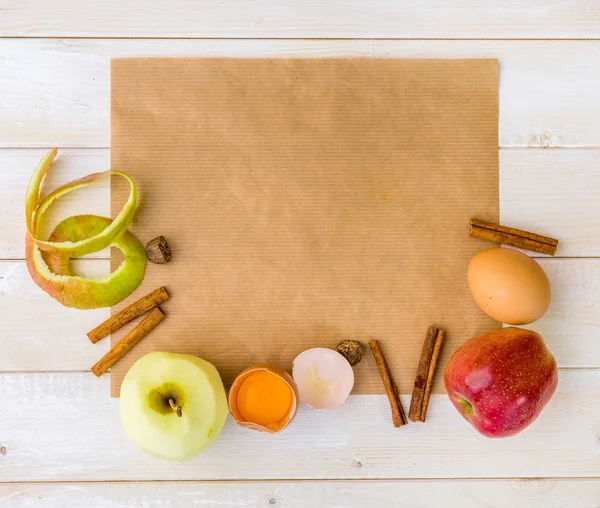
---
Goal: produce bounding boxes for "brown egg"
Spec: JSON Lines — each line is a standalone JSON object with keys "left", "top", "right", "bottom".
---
{"left": 468, "top": 247, "right": 551, "bottom": 325}
{"left": 229, "top": 365, "right": 299, "bottom": 434}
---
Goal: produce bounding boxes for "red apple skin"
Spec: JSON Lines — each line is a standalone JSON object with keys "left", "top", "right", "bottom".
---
{"left": 444, "top": 328, "right": 558, "bottom": 438}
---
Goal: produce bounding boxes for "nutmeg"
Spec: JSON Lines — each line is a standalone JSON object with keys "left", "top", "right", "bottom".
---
{"left": 336, "top": 340, "right": 364, "bottom": 366}
{"left": 145, "top": 236, "right": 172, "bottom": 264}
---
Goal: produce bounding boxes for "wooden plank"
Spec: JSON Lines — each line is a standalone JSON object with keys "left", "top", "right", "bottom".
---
{"left": 500, "top": 149, "right": 600, "bottom": 258}
{"left": 0, "top": 261, "right": 110, "bottom": 371}
{"left": 0, "top": 371, "right": 596, "bottom": 480}
{"left": 1, "top": 1, "right": 599, "bottom": 39}
{"left": 1, "top": 39, "right": 600, "bottom": 148}
{"left": 1, "top": 479, "right": 599, "bottom": 507}
{"left": 523, "top": 258, "right": 600, "bottom": 368}
{"left": 2, "top": 146, "right": 600, "bottom": 370}
{"left": 1, "top": 257, "right": 598, "bottom": 371}
{"left": 3, "top": 148, "right": 599, "bottom": 260}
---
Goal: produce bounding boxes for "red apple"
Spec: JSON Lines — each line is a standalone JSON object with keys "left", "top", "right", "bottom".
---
{"left": 444, "top": 328, "right": 558, "bottom": 438}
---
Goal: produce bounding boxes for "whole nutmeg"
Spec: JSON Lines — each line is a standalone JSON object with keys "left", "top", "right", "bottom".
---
{"left": 145, "top": 236, "right": 172, "bottom": 264}
{"left": 336, "top": 340, "right": 364, "bottom": 366}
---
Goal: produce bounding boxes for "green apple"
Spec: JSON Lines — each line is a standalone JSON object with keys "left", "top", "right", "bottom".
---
{"left": 120, "top": 352, "right": 229, "bottom": 461}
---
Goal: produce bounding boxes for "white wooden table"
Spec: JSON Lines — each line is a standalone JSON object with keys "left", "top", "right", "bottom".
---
{"left": 1, "top": 2, "right": 600, "bottom": 506}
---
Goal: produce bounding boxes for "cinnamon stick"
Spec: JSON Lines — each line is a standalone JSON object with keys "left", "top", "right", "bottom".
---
{"left": 87, "top": 287, "right": 169, "bottom": 344}
{"left": 368, "top": 340, "right": 407, "bottom": 428}
{"left": 91, "top": 307, "right": 165, "bottom": 377}
{"left": 409, "top": 326, "right": 446, "bottom": 423}
{"left": 469, "top": 219, "right": 558, "bottom": 256}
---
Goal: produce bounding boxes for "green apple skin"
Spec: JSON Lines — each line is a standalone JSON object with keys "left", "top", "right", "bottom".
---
{"left": 26, "top": 215, "right": 146, "bottom": 309}
{"left": 120, "top": 352, "right": 229, "bottom": 461}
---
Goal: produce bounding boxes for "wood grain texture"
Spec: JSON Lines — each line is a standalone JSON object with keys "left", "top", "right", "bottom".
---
{"left": 527, "top": 258, "right": 600, "bottom": 368}
{"left": 0, "top": 371, "right": 597, "bottom": 481}
{"left": 1, "top": 1, "right": 599, "bottom": 38}
{"left": 3, "top": 148, "right": 599, "bottom": 259}
{"left": 2, "top": 39, "right": 600, "bottom": 148}
{"left": 0, "top": 260, "right": 110, "bottom": 371}
{"left": 1, "top": 16, "right": 598, "bottom": 498}
{"left": 1, "top": 480, "right": 599, "bottom": 507}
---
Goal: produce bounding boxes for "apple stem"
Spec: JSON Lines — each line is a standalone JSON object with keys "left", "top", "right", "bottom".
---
{"left": 168, "top": 398, "right": 182, "bottom": 417}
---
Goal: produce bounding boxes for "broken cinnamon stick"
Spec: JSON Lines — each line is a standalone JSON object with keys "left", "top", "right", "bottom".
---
{"left": 91, "top": 307, "right": 165, "bottom": 377}
{"left": 87, "top": 287, "right": 169, "bottom": 344}
{"left": 409, "top": 326, "right": 446, "bottom": 423}
{"left": 368, "top": 340, "right": 407, "bottom": 428}
{"left": 469, "top": 219, "right": 558, "bottom": 256}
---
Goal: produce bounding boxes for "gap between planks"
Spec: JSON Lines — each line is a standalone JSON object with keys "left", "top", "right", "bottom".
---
{"left": 2, "top": 37, "right": 600, "bottom": 42}
{"left": 0, "top": 477, "right": 599, "bottom": 485}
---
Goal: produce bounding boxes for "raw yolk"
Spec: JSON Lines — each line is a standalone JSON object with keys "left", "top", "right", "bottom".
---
{"left": 237, "top": 371, "right": 293, "bottom": 427}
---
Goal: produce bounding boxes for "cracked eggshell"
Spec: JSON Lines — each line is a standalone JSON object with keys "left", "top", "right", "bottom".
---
{"left": 229, "top": 365, "right": 299, "bottom": 434}
{"left": 292, "top": 348, "right": 355, "bottom": 409}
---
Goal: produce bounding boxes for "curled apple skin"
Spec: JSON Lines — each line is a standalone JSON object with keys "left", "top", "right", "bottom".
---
{"left": 26, "top": 215, "right": 146, "bottom": 309}
{"left": 25, "top": 148, "right": 146, "bottom": 309}
{"left": 26, "top": 148, "right": 138, "bottom": 258}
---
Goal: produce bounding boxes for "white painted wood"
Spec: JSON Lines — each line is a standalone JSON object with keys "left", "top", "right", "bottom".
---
{"left": 500, "top": 149, "right": 600, "bottom": 258}
{"left": 0, "top": 371, "right": 597, "bottom": 481}
{"left": 3, "top": 145, "right": 600, "bottom": 259}
{"left": 0, "top": 261, "right": 110, "bottom": 371}
{"left": 1, "top": 1, "right": 599, "bottom": 39}
{"left": 2, "top": 39, "right": 600, "bottom": 148}
{"left": 1, "top": 257, "right": 597, "bottom": 371}
{"left": 524, "top": 259, "right": 600, "bottom": 368}
{"left": 1, "top": 479, "right": 599, "bottom": 508}
{"left": 1, "top": 12, "right": 598, "bottom": 499}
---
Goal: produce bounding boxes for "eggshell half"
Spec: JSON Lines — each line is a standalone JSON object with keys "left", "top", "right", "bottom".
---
{"left": 468, "top": 247, "right": 551, "bottom": 325}
{"left": 229, "top": 365, "right": 299, "bottom": 434}
{"left": 292, "top": 348, "right": 355, "bottom": 409}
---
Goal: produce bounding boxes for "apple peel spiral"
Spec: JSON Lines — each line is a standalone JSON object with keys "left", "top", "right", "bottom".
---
{"left": 25, "top": 148, "right": 146, "bottom": 309}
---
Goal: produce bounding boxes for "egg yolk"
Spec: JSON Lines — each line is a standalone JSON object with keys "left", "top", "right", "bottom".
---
{"left": 236, "top": 371, "right": 293, "bottom": 427}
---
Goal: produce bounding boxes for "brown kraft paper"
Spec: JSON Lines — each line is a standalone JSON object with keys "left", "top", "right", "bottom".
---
{"left": 110, "top": 58, "right": 499, "bottom": 397}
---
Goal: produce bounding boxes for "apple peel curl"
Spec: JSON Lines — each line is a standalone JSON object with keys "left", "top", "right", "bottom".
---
{"left": 25, "top": 149, "right": 146, "bottom": 309}
{"left": 26, "top": 148, "right": 137, "bottom": 257}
